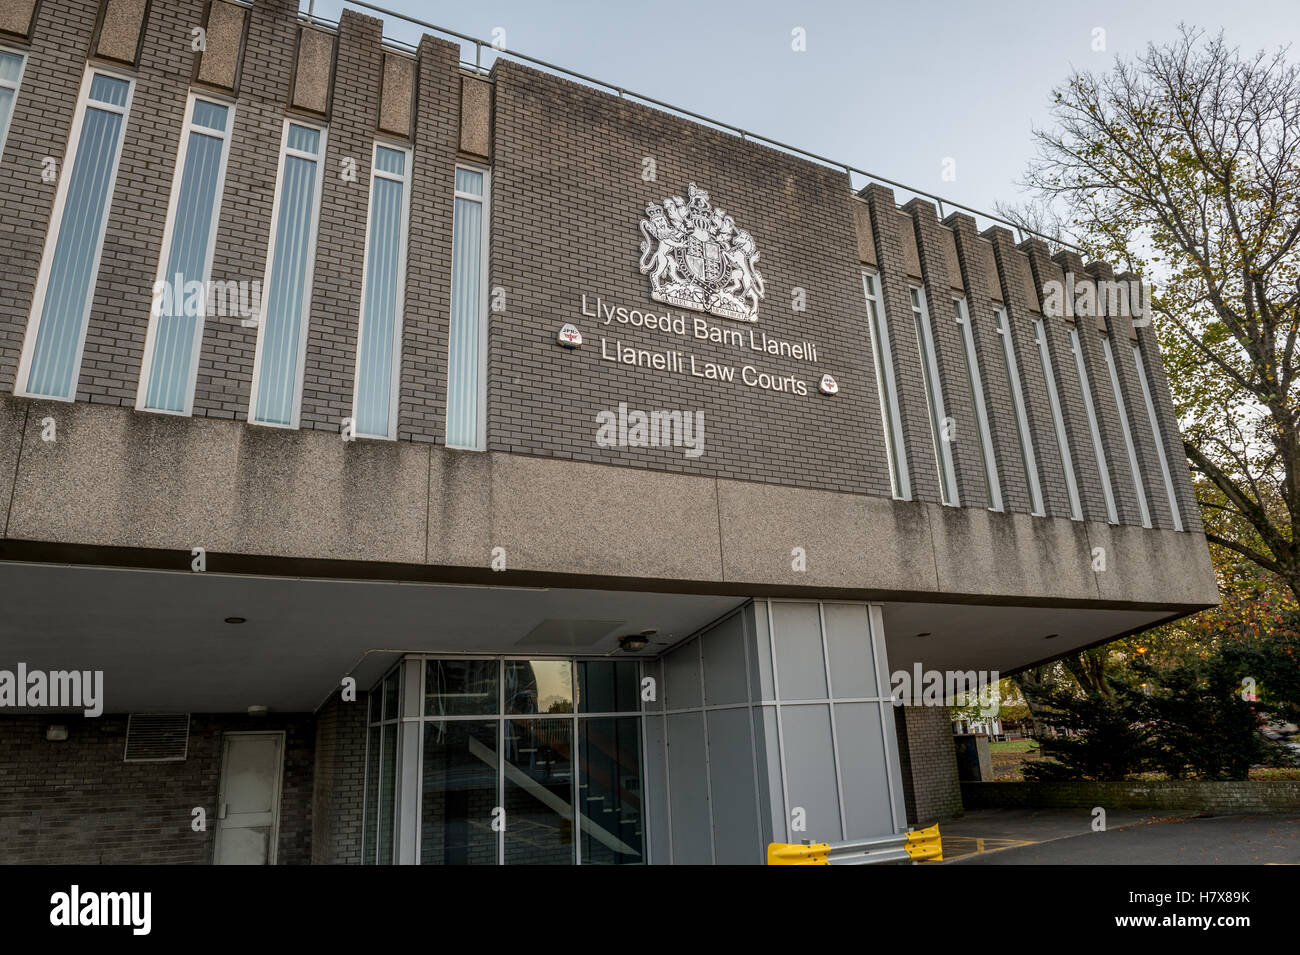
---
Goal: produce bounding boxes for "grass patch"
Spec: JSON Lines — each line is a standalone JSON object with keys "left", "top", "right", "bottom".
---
{"left": 989, "top": 739, "right": 1039, "bottom": 754}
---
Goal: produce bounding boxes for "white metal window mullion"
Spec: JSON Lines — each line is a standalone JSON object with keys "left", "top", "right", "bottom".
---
{"left": 1102, "top": 335, "right": 1152, "bottom": 527}
{"left": 16, "top": 67, "right": 135, "bottom": 401}
{"left": 0, "top": 47, "right": 29, "bottom": 162}
{"left": 996, "top": 308, "right": 1045, "bottom": 516}
{"left": 1035, "top": 319, "right": 1083, "bottom": 520}
{"left": 137, "top": 92, "right": 234, "bottom": 416}
{"left": 351, "top": 141, "right": 412, "bottom": 440}
{"left": 1071, "top": 327, "right": 1119, "bottom": 524}
{"left": 955, "top": 297, "right": 1002, "bottom": 511}
{"left": 1133, "top": 344, "right": 1185, "bottom": 531}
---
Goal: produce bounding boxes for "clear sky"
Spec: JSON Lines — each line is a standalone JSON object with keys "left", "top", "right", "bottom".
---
{"left": 304, "top": 0, "right": 1300, "bottom": 225}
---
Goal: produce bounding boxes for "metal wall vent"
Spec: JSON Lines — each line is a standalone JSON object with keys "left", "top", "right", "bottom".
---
{"left": 123, "top": 713, "right": 190, "bottom": 762}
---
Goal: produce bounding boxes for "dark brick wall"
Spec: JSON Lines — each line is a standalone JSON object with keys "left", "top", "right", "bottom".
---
{"left": 0, "top": 0, "right": 1198, "bottom": 525}
{"left": 486, "top": 60, "right": 892, "bottom": 495}
{"left": 311, "top": 690, "right": 367, "bottom": 864}
{"left": 0, "top": 713, "right": 314, "bottom": 864}
{"left": 893, "top": 705, "right": 962, "bottom": 826}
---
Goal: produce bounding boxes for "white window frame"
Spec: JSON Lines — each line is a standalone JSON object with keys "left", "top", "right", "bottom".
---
{"left": 16, "top": 64, "right": 136, "bottom": 401}
{"left": 995, "top": 308, "right": 1044, "bottom": 516}
{"left": 248, "top": 117, "right": 328, "bottom": 430}
{"left": 0, "top": 45, "right": 28, "bottom": 162}
{"left": 1070, "top": 326, "right": 1118, "bottom": 524}
{"left": 1133, "top": 343, "right": 1185, "bottom": 531}
{"left": 954, "top": 297, "right": 1002, "bottom": 511}
{"left": 1035, "top": 319, "right": 1083, "bottom": 520}
{"left": 911, "top": 286, "right": 959, "bottom": 507}
{"left": 862, "top": 270, "right": 910, "bottom": 500}
{"left": 135, "top": 91, "right": 236, "bottom": 416}
{"left": 350, "top": 140, "right": 412, "bottom": 441}
{"left": 1101, "top": 335, "right": 1151, "bottom": 528}
{"left": 446, "top": 162, "right": 491, "bottom": 452}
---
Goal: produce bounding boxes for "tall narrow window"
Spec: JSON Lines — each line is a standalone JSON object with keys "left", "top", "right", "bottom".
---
{"left": 1035, "top": 319, "right": 1083, "bottom": 520}
{"left": 446, "top": 166, "right": 489, "bottom": 449}
{"left": 862, "top": 271, "right": 909, "bottom": 499}
{"left": 18, "top": 69, "right": 134, "bottom": 400}
{"left": 911, "top": 286, "right": 958, "bottom": 506}
{"left": 954, "top": 298, "right": 1001, "bottom": 510}
{"left": 0, "top": 48, "right": 26, "bottom": 161}
{"left": 249, "top": 120, "right": 327, "bottom": 428}
{"left": 352, "top": 143, "right": 411, "bottom": 440}
{"left": 1133, "top": 344, "right": 1185, "bottom": 531}
{"left": 1070, "top": 327, "right": 1118, "bottom": 523}
{"left": 995, "top": 308, "right": 1044, "bottom": 516}
{"left": 1102, "top": 336, "right": 1151, "bottom": 527}
{"left": 137, "top": 95, "right": 234, "bottom": 415}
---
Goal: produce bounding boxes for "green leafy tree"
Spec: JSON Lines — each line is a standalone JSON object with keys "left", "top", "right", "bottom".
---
{"left": 1021, "top": 680, "right": 1150, "bottom": 781}
{"left": 1014, "top": 27, "right": 1300, "bottom": 601}
{"left": 1130, "top": 652, "right": 1273, "bottom": 779}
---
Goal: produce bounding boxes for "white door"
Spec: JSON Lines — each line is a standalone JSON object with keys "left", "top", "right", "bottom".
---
{"left": 213, "top": 732, "right": 285, "bottom": 865}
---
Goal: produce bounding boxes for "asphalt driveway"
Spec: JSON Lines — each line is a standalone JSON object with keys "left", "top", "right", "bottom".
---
{"left": 943, "top": 809, "right": 1300, "bottom": 864}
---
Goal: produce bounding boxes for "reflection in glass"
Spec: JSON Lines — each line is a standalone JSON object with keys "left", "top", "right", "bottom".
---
{"left": 421, "top": 720, "right": 499, "bottom": 865}
{"left": 425, "top": 659, "right": 499, "bottom": 716}
{"left": 503, "top": 719, "right": 574, "bottom": 864}
{"left": 579, "top": 717, "right": 644, "bottom": 864}
{"left": 505, "top": 660, "right": 573, "bottom": 714}
{"left": 378, "top": 723, "right": 397, "bottom": 864}
{"left": 363, "top": 725, "right": 379, "bottom": 864}
{"left": 577, "top": 660, "right": 640, "bottom": 713}
{"left": 382, "top": 670, "right": 398, "bottom": 721}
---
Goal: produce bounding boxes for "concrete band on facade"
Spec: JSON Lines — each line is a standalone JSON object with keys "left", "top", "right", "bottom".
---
{"left": 0, "top": 0, "right": 1217, "bottom": 865}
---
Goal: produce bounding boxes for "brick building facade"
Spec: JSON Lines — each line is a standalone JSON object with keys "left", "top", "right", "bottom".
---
{"left": 0, "top": 0, "right": 1216, "bottom": 864}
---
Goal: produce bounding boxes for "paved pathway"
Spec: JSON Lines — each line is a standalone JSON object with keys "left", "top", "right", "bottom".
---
{"left": 941, "top": 809, "right": 1300, "bottom": 864}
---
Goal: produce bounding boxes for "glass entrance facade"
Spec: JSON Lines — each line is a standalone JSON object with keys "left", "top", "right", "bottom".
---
{"left": 365, "top": 657, "right": 646, "bottom": 865}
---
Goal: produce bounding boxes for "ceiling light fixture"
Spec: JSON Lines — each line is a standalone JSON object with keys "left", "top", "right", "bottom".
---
{"left": 619, "top": 634, "right": 650, "bottom": 652}
{"left": 224, "top": 617, "right": 247, "bottom": 624}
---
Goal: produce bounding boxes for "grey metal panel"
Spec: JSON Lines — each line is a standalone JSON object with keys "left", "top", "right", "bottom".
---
{"left": 870, "top": 603, "right": 908, "bottom": 832}
{"left": 833, "top": 703, "right": 897, "bottom": 839}
{"left": 702, "top": 612, "right": 748, "bottom": 705}
{"left": 823, "top": 602, "right": 878, "bottom": 699}
{"left": 664, "top": 639, "right": 703, "bottom": 710}
{"left": 780, "top": 704, "right": 842, "bottom": 842}
{"left": 704, "top": 707, "right": 763, "bottom": 864}
{"left": 644, "top": 657, "right": 664, "bottom": 711}
{"left": 771, "top": 601, "right": 828, "bottom": 700}
{"left": 748, "top": 601, "right": 775, "bottom": 702}
{"left": 665, "top": 712, "right": 712, "bottom": 864}
{"left": 751, "top": 705, "right": 780, "bottom": 848}
{"left": 641, "top": 714, "right": 671, "bottom": 864}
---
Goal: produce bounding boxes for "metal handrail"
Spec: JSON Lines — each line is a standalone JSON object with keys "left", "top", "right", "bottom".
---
{"left": 300, "top": 0, "right": 1080, "bottom": 252}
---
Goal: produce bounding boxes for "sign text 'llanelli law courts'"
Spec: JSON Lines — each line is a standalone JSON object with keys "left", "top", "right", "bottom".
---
{"left": 582, "top": 295, "right": 822, "bottom": 397}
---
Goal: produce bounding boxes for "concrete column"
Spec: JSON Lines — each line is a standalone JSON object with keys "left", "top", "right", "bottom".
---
{"left": 893, "top": 705, "right": 962, "bottom": 826}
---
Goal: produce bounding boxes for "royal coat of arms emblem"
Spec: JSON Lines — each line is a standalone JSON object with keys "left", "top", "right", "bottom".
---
{"left": 638, "top": 183, "right": 765, "bottom": 323}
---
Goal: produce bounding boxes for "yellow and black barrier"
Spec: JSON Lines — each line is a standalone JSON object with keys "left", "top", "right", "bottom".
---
{"left": 767, "top": 824, "right": 942, "bottom": 865}
{"left": 903, "top": 823, "right": 943, "bottom": 862}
